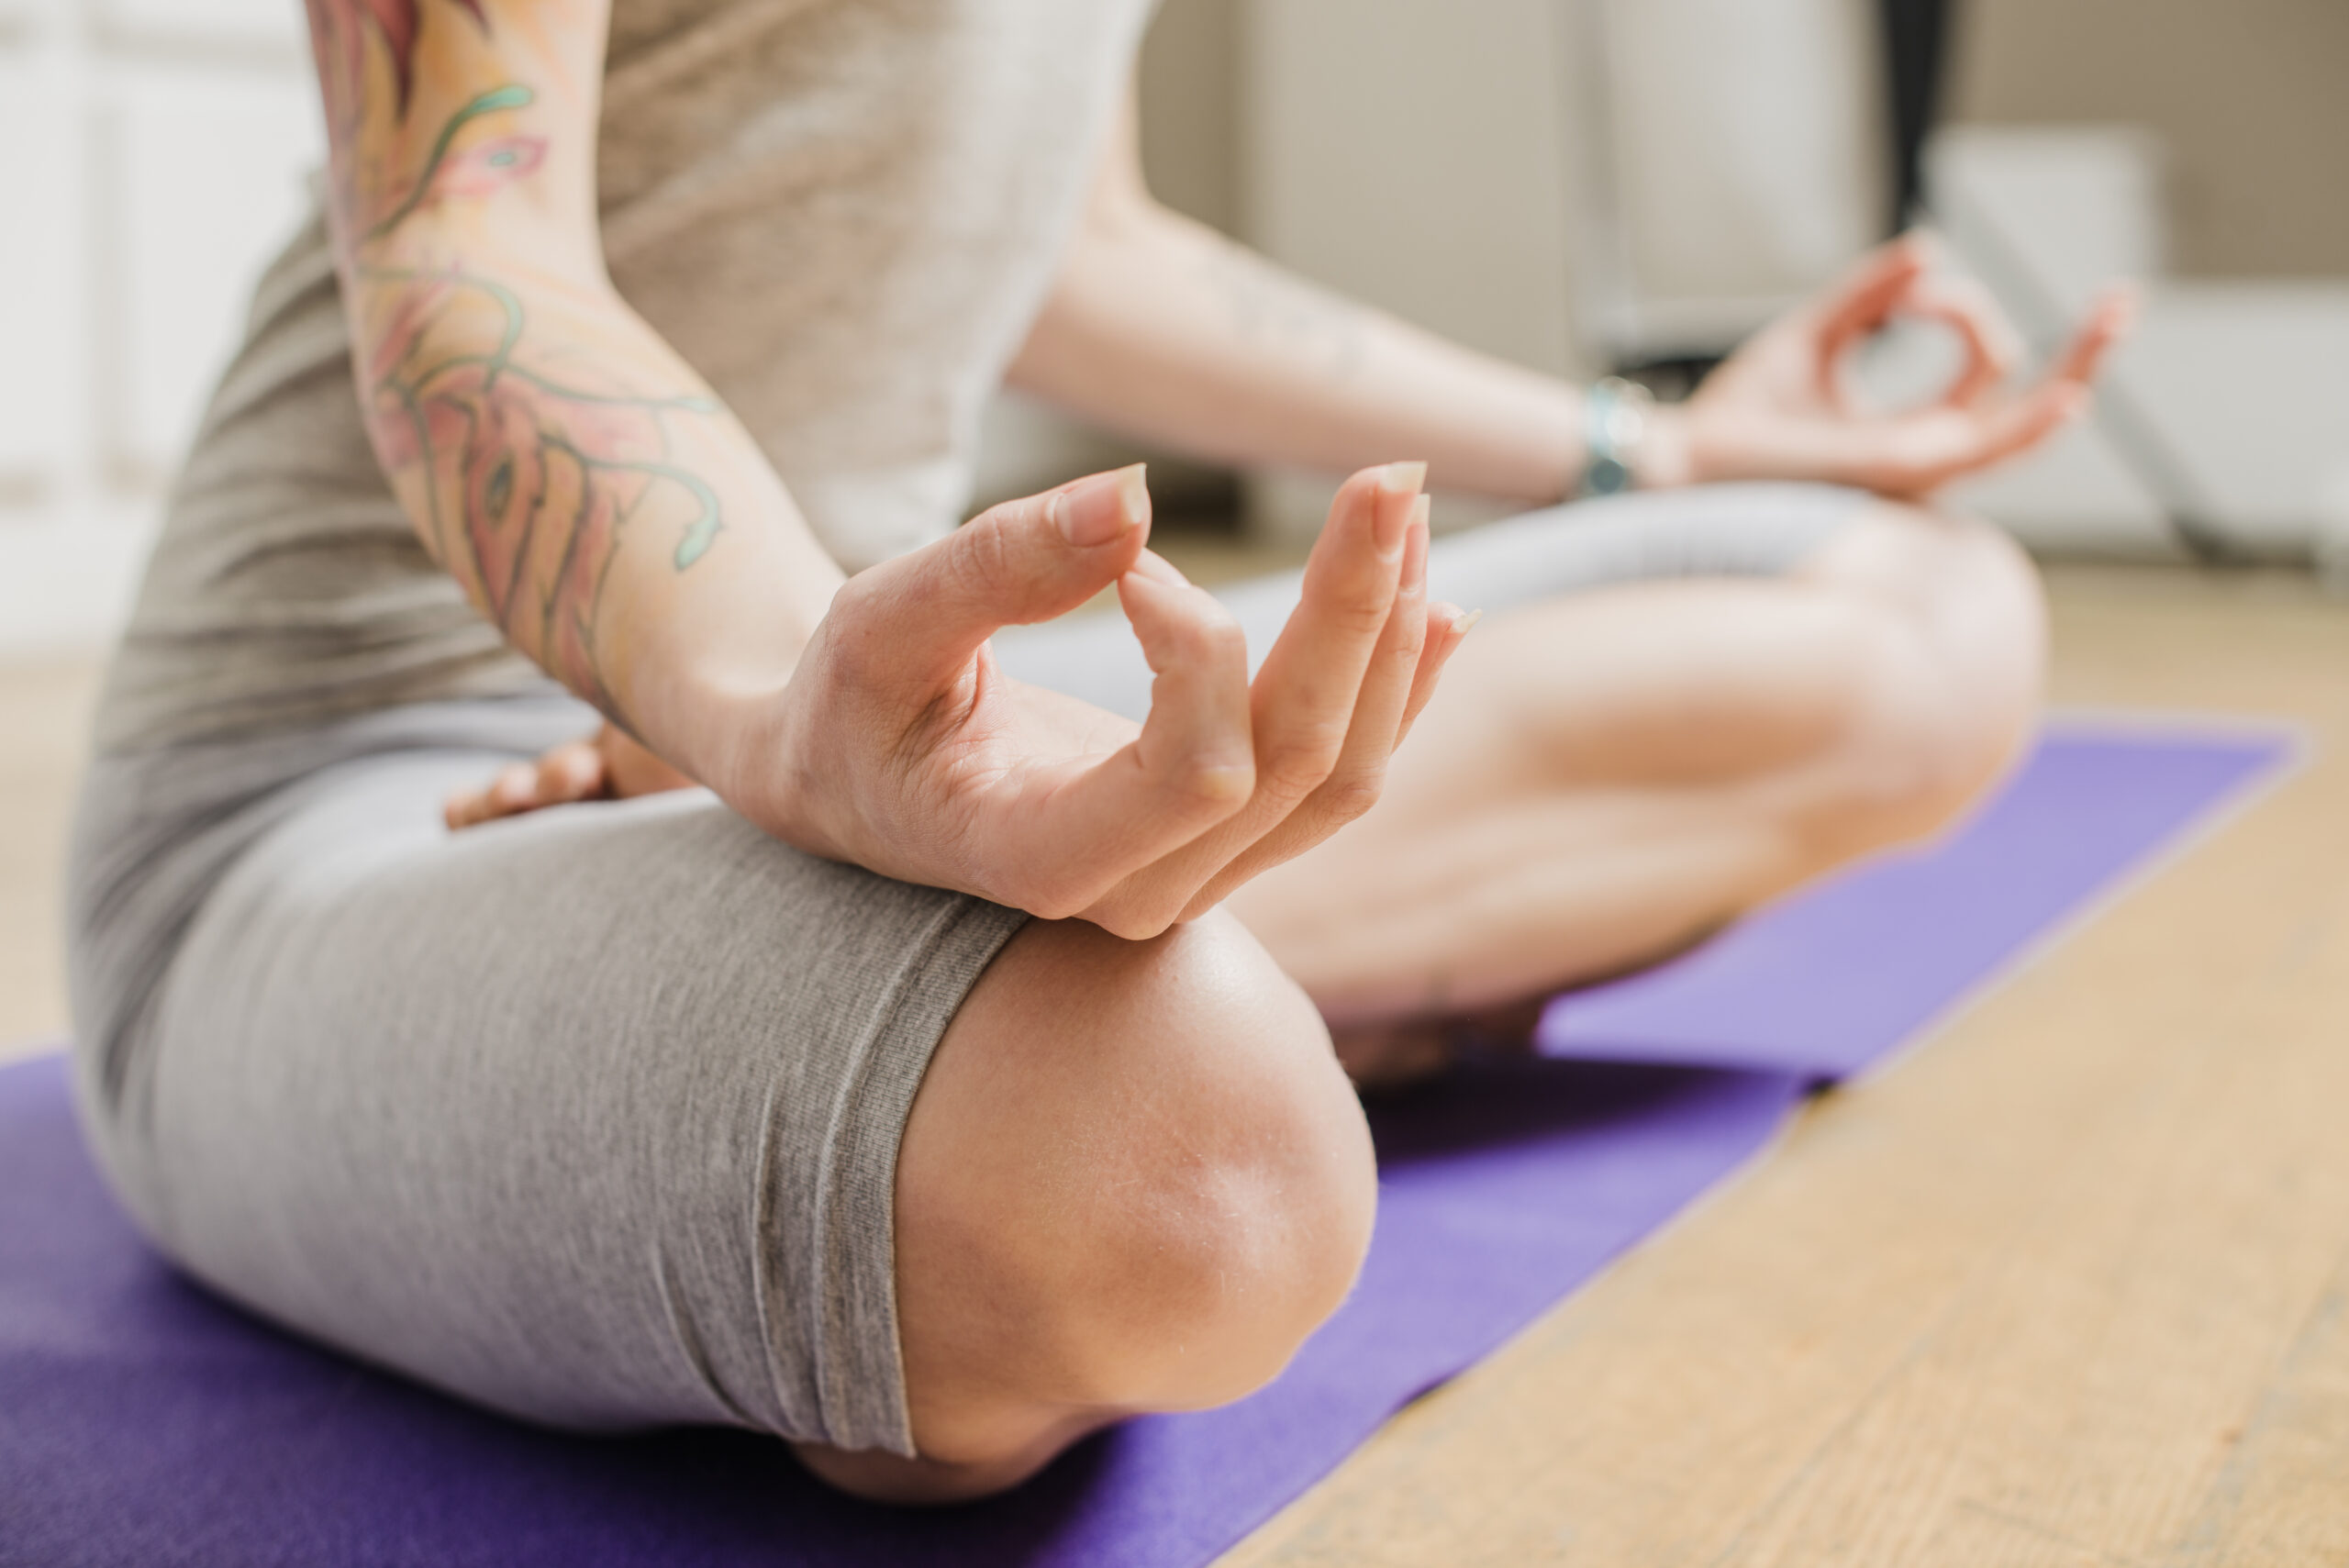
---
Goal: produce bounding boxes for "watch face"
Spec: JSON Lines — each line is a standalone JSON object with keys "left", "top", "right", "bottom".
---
{"left": 1586, "top": 456, "right": 1632, "bottom": 497}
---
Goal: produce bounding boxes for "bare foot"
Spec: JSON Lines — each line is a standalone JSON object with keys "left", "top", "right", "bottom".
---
{"left": 1330, "top": 995, "right": 1549, "bottom": 1094}
{"left": 1329, "top": 917, "right": 1739, "bottom": 1092}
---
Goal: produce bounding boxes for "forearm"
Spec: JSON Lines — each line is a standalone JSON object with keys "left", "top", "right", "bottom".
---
{"left": 349, "top": 248, "right": 842, "bottom": 777}
{"left": 1008, "top": 199, "right": 1604, "bottom": 505}
{"left": 309, "top": 0, "right": 842, "bottom": 789}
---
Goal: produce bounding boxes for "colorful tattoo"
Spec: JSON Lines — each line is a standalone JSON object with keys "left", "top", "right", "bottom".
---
{"left": 306, "top": 0, "right": 728, "bottom": 726}
{"left": 363, "top": 265, "right": 722, "bottom": 711}
{"left": 363, "top": 84, "right": 541, "bottom": 239}
{"left": 312, "top": 0, "right": 487, "bottom": 116}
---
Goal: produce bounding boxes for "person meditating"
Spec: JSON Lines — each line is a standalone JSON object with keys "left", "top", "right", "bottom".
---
{"left": 68, "top": 0, "right": 2126, "bottom": 1507}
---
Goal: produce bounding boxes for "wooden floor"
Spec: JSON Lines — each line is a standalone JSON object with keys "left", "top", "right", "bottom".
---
{"left": 2, "top": 565, "right": 2345, "bottom": 1562}
{"left": 1226, "top": 564, "right": 2349, "bottom": 1566}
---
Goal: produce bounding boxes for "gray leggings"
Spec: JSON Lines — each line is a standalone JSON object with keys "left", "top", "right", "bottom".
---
{"left": 65, "top": 483, "right": 1865, "bottom": 1459}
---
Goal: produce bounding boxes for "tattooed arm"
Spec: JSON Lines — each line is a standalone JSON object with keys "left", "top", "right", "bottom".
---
{"left": 307, "top": 0, "right": 843, "bottom": 770}
{"left": 310, "top": 0, "right": 1472, "bottom": 933}
{"left": 1008, "top": 92, "right": 2128, "bottom": 506}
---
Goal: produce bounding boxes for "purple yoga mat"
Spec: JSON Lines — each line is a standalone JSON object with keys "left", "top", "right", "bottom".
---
{"left": 0, "top": 1052, "right": 1799, "bottom": 1567}
{"left": 1539, "top": 726, "right": 2294, "bottom": 1080}
{"left": 0, "top": 723, "right": 2290, "bottom": 1568}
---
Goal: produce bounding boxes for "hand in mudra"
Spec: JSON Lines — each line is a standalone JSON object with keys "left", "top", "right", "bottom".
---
{"left": 451, "top": 463, "right": 1471, "bottom": 940}
{"left": 1656, "top": 235, "right": 2138, "bottom": 497}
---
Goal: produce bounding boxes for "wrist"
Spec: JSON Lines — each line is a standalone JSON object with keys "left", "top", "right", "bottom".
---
{"left": 1632, "top": 401, "right": 1701, "bottom": 490}
{"left": 666, "top": 661, "right": 800, "bottom": 810}
{"left": 1577, "top": 378, "right": 1700, "bottom": 496}
{"left": 618, "top": 624, "right": 804, "bottom": 805}
{"left": 624, "top": 548, "right": 837, "bottom": 804}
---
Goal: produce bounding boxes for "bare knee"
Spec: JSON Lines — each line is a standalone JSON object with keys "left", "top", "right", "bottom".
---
{"left": 1794, "top": 501, "right": 2046, "bottom": 853}
{"left": 803, "top": 910, "right": 1373, "bottom": 1503}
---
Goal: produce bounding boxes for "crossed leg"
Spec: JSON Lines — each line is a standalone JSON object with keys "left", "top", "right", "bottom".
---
{"left": 1229, "top": 499, "right": 2045, "bottom": 1073}
{"left": 796, "top": 910, "right": 1375, "bottom": 1503}
{"left": 804, "top": 497, "right": 2045, "bottom": 1498}
{"left": 405, "top": 488, "right": 2045, "bottom": 1500}
{"left": 83, "top": 493, "right": 2042, "bottom": 1508}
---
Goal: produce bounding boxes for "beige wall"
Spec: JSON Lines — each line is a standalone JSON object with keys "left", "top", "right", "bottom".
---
{"left": 1235, "top": 0, "right": 1589, "bottom": 380}
{"left": 1950, "top": 0, "right": 2349, "bottom": 280}
{"left": 1139, "top": 0, "right": 1241, "bottom": 236}
{"left": 1141, "top": 0, "right": 2349, "bottom": 281}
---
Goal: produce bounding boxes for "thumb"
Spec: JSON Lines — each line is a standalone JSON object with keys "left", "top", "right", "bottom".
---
{"left": 842, "top": 464, "right": 1152, "bottom": 695}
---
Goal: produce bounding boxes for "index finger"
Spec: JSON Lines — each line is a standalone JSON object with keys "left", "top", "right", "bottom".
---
{"left": 1176, "top": 490, "right": 1435, "bottom": 919}
{"left": 1899, "top": 272, "right": 2026, "bottom": 408}
{"left": 1812, "top": 236, "right": 1933, "bottom": 397}
{"left": 2043, "top": 283, "right": 2140, "bottom": 390}
{"left": 1068, "top": 464, "right": 1420, "bottom": 931}
{"left": 1885, "top": 283, "right": 2139, "bottom": 493}
{"left": 1245, "top": 463, "right": 1423, "bottom": 799}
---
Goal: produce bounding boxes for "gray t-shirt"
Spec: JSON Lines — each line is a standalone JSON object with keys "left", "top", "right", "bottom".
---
{"left": 95, "top": 0, "right": 1152, "bottom": 754}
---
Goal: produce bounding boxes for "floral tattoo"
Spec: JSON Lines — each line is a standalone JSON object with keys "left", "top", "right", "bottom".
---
{"left": 306, "top": 0, "right": 725, "bottom": 725}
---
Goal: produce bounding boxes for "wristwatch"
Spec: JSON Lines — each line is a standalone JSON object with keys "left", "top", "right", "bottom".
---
{"left": 1581, "top": 376, "right": 1654, "bottom": 498}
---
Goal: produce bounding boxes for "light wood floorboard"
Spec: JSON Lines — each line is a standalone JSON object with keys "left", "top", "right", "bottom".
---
{"left": 1221, "top": 564, "right": 2349, "bottom": 1565}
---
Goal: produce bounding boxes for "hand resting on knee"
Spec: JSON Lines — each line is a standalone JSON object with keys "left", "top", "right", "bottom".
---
{"left": 440, "top": 466, "right": 1464, "bottom": 1502}
{"left": 451, "top": 462, "right": 1474, "bottom": 940}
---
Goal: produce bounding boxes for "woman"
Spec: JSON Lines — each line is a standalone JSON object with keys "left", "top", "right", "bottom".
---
{"left": 68, "top": 0, "right": 2123, "bottom": 1506}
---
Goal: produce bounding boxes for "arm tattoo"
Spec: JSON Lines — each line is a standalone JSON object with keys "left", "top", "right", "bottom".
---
{"left": 306, "top": 0, "right": 726, "bottom": 725}
{"left": 1197, "top": 240, "right": 1369, "bottom": 384}
{"left": 315, "top": 0, "right": 486, "bottom": 114}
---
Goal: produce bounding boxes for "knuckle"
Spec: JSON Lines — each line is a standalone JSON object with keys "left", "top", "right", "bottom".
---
{"left": 1173, "top": 751, "right": 1254, "bottom": 805}
{"left": 1012, "top": 862, "right": 1118, "bottom": 925}
{"left": 829, "top": 572, "right": 885, "bottom": 623}
{"left": 1330, "top": 593, "right": 1394, "bottom": 639}
{"left": 947, "top": 518, "right": 1024, "bottom": 603}
{"left": 1251, "top": 771, "right": 1326, "bottom": 817}
{"left": 818, "top": 584, "right": 893, "bottom": 677}
{"left": 1315, "top": 771, "right": 1386, "bottom": 825}
{"left": 1259, "top": 722, "right": 1350, "bottom": 792}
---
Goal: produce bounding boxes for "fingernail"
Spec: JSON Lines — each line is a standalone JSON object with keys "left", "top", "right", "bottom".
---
{"left": 1053, "top": 463, "right": 1148, "bottom": 546}
{"left": 1452, "top": 607, "right": 1484, "bottom": 638}
{"left": 1397, "top": 494, "right": 1431, "bottom": 577}
{"left": 1375, "top": 473, "right": 1428, "bottom": 554}
{"left": 1380, "top": 461, "right": 1429, "bottom": 498}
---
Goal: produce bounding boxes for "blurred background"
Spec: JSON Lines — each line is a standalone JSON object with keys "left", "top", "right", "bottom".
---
{"left": 0, "top": 0, "right": 2344, "bottom": 1044}
{"left": 3, "top": 0, "right": 2347, "bottom": 648}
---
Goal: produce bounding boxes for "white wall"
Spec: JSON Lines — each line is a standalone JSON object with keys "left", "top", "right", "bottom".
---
{"left": 0, "top": 0, "right": 321, "bottom": 659}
